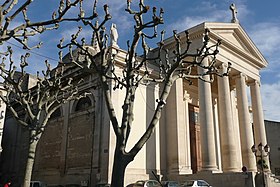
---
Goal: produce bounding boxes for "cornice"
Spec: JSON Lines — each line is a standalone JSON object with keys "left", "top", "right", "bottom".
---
{"left": 159, "top": 22, "right": 268, "bottom": 71}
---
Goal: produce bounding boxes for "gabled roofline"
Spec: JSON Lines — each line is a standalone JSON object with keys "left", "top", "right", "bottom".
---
{"left": 204, "top": 22, "right": 268, "bottom": 67}
{"left": 161, "top": 22, "right": 268, "bottom": 69}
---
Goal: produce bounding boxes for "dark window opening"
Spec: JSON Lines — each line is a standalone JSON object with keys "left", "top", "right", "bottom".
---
{"left": 50, "top": 108, "right": 61, "bottom": 119}
{"left": 75, "top": 97, "right": 92, "bottom": 111}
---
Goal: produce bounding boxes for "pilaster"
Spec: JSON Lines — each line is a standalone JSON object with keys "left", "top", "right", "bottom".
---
{"left": 183, "top": 91, "right": 193, "bottom": 174}
{"left": 60, "top": 102, "right": 70, "bottom": 175}
{"left": 212, "top": 98, "right": 222, "bottom": 172}
{"left": 230, "top": 88, "right": 243, "bottom": 170}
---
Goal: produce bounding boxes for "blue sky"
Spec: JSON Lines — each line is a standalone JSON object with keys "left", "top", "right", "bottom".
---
{"left": 3, "top": 0, "right": 280, "bottom": 121}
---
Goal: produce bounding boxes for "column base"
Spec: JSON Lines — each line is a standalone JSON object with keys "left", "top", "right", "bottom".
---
{"left": 223, "top": 167, "right": 241, "bottom": 172}
{"left": 179, "top": 167, "right": 193, "bottom": 175}
{"left": 201, "top": 165, "right": 219, "bottom": 173}
{"left": 168, "top": 166, "right": 193, "bottom": 175}
{"left": 198, "top": 169, "right": 222, "bottom": 174}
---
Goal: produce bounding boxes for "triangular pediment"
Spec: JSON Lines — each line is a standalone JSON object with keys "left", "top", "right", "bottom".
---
{"left": 179, "top": 22, "right": 268, "bottom": 69}
{"left": 215, "top": 30, "right": 250, "bottom": 52}
{"left": 162, "top": 22, "right": 268, "bottom": 69}
{"left": 203, "top": 22, "right": 268, "bottom": 68}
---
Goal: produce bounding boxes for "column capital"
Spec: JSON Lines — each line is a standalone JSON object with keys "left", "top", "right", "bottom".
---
{"left": 247, "top": 79, "right": 261, "bottom": 87}
{"left": 212, "top": 97, "right": 218, "bottom": 105}
{"left": 218, "top": 61, "right": 230, "bottom": 74}
{"left": 183, "top": 91, "right": 191, "bottom": 102}
{"left": 233, "top": 72, "right": 247, "bottom": 79}
{"left": 230, "top": 84, "right": 236, "bottom": 90}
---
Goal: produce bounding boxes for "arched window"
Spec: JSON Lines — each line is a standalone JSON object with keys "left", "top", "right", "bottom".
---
{"left": 50, "top": 108, "right": 62, "bottom": 119}
{"left": 75, "top": 97, "right": 92, "bottom": 112}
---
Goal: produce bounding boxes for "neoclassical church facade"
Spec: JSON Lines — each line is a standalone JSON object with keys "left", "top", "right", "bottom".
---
{"left": 0, "top": 13, "right": 275, "bottom": 187}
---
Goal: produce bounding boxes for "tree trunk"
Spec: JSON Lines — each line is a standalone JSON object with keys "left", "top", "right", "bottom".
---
{"left": 111, "top": 147, "right": 132, "bottom": 187}
{"left": 22, "top": 134, "right": 39, "bottom": 187}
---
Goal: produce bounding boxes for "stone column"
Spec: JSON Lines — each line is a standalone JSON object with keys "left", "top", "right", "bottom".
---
{"left": 184, "top": 92, "right": 193, "bottom": 174}
{"left": 166, "top": 79, "right": 191, "bottom": 174}
{"left": 249, "top": 80, "right": 270, "bottom": 171}
{"left": 217, "top": 62, "right": 239, "bottom": 172}
{"left": 249, "top": 80, "right": 267, "bottom": 145}
{"left": 198, "top": 57, "right": 217, "bottom": 171}
{"left": 235, "top": 74, "right": 256, "bottom": 171}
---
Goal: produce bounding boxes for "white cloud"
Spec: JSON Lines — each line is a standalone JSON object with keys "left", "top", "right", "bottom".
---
{"left": 260, "top": 57, "right": 280, "bottom": 73}
{"left": 249, "top": 23, "right": 280, "bottom": 56}
{"left": 261, "top": 82, "right": 280, "bottom": 121}
{"left": 83, "top": 0, "right": 133, "bottom": 34}
{"left": 250, "top": 22, "right": 280, "bottom": 121}
{"left": 166, "top": 1, "right": 250, "bottom": 33}
{"left": 168, "top": 16, "right": 208, "bottom": 32}
{"left": 249, "top": 22, "right": 280, "bottom": 122}
{"left": 60, "top": 26, "right": 93, "bottom": 42}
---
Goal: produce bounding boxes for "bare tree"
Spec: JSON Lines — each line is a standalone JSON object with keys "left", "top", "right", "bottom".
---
{"left": 0, "top": 47, "right": 89, "bottom": 187}
{"left": 60, "top": 0, "right": 230, "bottom": 186}
{"left": 0, "top": 0, "right": 98, "bottom": 49}
{"left": 0, "top": 0, "right": 98, "bottom": 186}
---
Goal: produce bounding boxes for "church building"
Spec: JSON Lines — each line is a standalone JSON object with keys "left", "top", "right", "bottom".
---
{"left": 0, "top": 5, "right": 275, "bottom": 187}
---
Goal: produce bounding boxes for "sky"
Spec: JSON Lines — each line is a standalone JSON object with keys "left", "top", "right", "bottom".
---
{"left": 2, "top": 0, "right": 280, "bottom": 122}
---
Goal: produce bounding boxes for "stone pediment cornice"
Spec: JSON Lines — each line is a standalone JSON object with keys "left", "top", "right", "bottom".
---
{"left": 205, "top": 22, "right": 268, "bottom": 69}
{"left": 161, "top": 22, "right": 268, "bottom": 70}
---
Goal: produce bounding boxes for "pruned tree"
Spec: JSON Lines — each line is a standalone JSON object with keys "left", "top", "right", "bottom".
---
{"left": 0, "top": 46, "right": 89, "bottom": 187}
{"left": 59, "top": 0, "right": 230, "bottom": 186}
{"left": 0, "top": 0, "right": 98, "bottom": 186}
{"left": 0, "top": 0, "right": 98, "bottom": 49}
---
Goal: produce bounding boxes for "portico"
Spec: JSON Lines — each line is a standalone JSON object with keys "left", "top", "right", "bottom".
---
{"left": 163, "top": 22, "right": 269, "bottom": 176}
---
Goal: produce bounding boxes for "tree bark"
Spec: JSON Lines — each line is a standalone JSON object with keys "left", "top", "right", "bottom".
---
{"left": 111, "top": 145, "right": 132, "bottom": 187}
{"left": 22, "top": 131, "right": 39, "bottom": 187}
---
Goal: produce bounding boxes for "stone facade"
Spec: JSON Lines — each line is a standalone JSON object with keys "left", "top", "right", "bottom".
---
{"left": 33, "top": 96, "right": 96, "bottom": 186}
{"left": 265, "top": 120, "right": 280, "bottom": 177}
{"left": 0, "top": 21, "right": 275, "bottom": 187}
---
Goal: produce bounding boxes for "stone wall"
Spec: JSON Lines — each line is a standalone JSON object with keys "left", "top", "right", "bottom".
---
{"left": 33, "top": 98, "right": 96, "bottom": 186}
{"left": 265, "top": 120, "right": 280, "bottom": 177}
